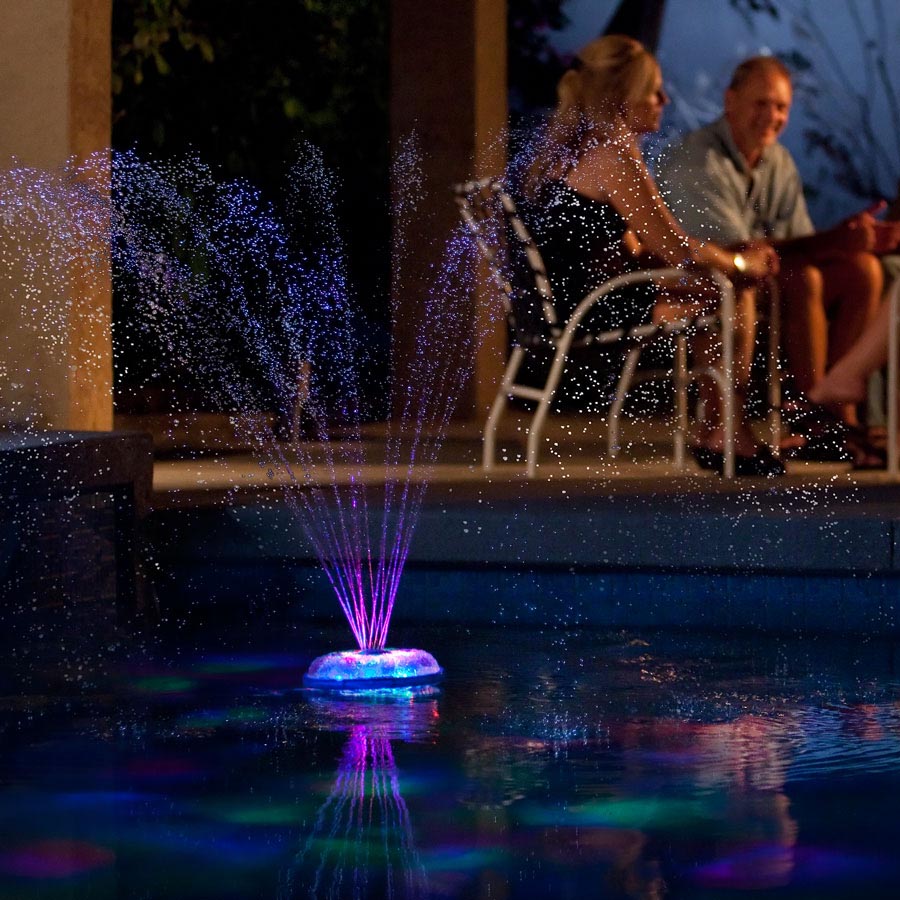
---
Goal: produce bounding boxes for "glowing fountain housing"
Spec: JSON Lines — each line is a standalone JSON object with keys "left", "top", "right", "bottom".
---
{"left": 303, "top": 648, "right": 442, "bottom": 690}
{"left": 98, "top": 149, "right": 467, "bottom": 697}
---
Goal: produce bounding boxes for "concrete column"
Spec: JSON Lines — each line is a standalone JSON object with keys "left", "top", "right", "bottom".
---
{"left": 0, "top": 0, "right": 112, "bottom": 431}
{"left": 390, "top": 0, "right": 507, "bottom": 420}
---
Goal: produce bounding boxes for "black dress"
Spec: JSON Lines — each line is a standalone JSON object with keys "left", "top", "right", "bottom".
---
{"left": 522, "top": 179, "right": 656, "bottom": 333}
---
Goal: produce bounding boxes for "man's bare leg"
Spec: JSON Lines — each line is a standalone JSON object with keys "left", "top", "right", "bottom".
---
{"left": 819, "top": 252, "right": 882, "bottom": 425}
{"left": 779, "top": 260, "right": 826, "bottom": 395}
{"left": 820, "top": 252, "right": 883, "bottom": 365}
{"left": 780, "top": 253, "right": 881, "bottom": 426}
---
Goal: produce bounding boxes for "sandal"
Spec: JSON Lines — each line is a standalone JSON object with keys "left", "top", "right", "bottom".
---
{"left": 781, "top": 395, "right": 849, "bottom": 461}
{"left": 781, "top": 395, "right": 846, "bottom": 437}
{"left": 785, "top": 432, "right": 850, "bottom": 462}
{"left": 847, "top": 431, "right": 886, "bottom": 471}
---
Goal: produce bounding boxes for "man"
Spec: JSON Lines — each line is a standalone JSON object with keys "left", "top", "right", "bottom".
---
{"left": 659, "top": 56, "right": 900, "bottom": 453}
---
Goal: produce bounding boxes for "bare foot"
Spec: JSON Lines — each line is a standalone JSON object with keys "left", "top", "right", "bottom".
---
{"left": 779, "top": 432, "right": 806, "bottom": 452}
{"left": 808, "top": 370, "right": 867, "bottom": 407}
{"left": 698, "top": 425, "right": 758, "bottom": 457}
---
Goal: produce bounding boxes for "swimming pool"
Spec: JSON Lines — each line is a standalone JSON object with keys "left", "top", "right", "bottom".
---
{"left": 2, "top": 621, "right": 899, "bottom": 898}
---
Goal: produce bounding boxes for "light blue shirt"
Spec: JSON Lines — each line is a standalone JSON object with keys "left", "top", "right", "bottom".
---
{"left": 657, "top": 117, "right": 815, "bottom": 246}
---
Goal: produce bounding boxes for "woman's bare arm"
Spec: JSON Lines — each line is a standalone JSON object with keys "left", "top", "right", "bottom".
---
{"left": 567, "top": 140, "right": 772, "bottom": 279}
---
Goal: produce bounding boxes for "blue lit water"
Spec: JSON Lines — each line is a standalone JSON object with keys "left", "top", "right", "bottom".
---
{"left": 3, "top": 621, "right": 900, "bottom": 898}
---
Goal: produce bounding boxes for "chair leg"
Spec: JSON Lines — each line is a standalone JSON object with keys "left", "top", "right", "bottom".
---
{"left": 888, "top": 280, "right": 899, "bottom": 477}
{"left": 673, "top": 334, "right": 688, "bottom": 468}
{"left": 719, "top": 282, "right": 736, "bottom": 479}
{"left": 483, "top": 346, "right": 525, "bottom": 471}
{"left": 284, "top": 359, "right": 311, "bottom": 444}
{"left": 608, "top": 346, "right": 642, "bottom": 459}
{"left": 526, "top": 343, "right": 569, "bottom": 478}
{"left": 766, "top": 281, "right": 783, "bottom": 455}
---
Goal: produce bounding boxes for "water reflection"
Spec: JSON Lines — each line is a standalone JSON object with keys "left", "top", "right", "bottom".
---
{"left": 434, "top": 633, "right": 900, "bottom": 898}
{"left": 619, "top": 715, "right": 799, "bottom": 892}
{"left": 281, "top": 689, "right": 437, "bottom": 899}
{"left": 303, "top": 686, "right": 441, "bottom": 742}
{"left": 2, "top": 630, "right": 900, "bottom": 898}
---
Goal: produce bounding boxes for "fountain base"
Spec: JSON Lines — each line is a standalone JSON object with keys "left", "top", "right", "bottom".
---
{"left": 303, "top": 648, "right": 443, "bottom": 690}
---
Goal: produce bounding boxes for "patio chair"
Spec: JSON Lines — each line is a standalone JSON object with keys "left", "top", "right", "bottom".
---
{"left": 453, "top": 177, "right": 742, "bottom": 478}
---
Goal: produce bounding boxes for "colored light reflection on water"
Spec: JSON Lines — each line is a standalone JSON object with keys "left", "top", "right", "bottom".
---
{"left": 285, "top": 723, "right": 429, "bottom": 898}
{"left": 3, "top": 628, "right": 900, "bottom": 898}
{"left": 177, "top": 706, "right": 269, "bottom": 730}
{"left": 126, "top": 756, "right": 203, "bottom": 782}
{"left": 692, "top": 844, "right": 889, "bottom": 890}
{"left": 199, "top": 800, "right": 312, "bottom": 826}
{"left": 519, "top": 796, "right": 716, "bottom": 829}
{"left": 130, "top": 675, "right": 197, "bottom": 694}
{"left": 192, "top": 654, "right": 304, "bottom": 675}
{"left": 0, "top": 840, "right": 114, "bottom": 879}
{"left": 420, "top": 845, "right": 508, "bottom": 872}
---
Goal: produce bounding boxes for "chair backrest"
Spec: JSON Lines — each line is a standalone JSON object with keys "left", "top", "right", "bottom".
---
{"left": 453, "top": 178, "right": 558, "bottom": 345}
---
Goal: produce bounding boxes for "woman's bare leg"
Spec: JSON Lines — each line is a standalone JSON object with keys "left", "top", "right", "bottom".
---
{"left": 781, "top": 252, "right": 882, "bottom": 425}
{"left": 655, "top": 285, "right": 759, "bottom": 455}
{"left": 701, "top": 285, "right": 761, "bottom": 454}
{"left": 809, "top": 299, "right": 891, "bottom": 406}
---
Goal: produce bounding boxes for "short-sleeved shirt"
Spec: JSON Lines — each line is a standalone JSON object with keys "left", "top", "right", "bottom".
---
{"left": 657, "top": 117, "right": 815, "bottom": 246}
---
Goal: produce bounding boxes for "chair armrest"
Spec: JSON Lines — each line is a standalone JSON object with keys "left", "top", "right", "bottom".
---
{"left": 563, "top": 268, "right": 733, "bottom": 338}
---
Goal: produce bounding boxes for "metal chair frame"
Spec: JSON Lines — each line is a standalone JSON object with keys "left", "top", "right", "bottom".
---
{"left": 454, "top": 177, "right": 775, "bottom": 480}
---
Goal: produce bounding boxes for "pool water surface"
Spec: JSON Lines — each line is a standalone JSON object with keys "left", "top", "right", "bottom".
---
{"left": 2, "top": 623, "right": 900, "bottom": 899}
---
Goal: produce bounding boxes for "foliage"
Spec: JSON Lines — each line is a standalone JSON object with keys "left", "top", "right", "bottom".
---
{"left": 506, "top": 0, "right": 778, "bottom": 120}
{"left": 508, "top": 0, "right": 570, "bottom": 121}
{"left": 112, "top": 0, "right": 212, "bottom": 95}
{"left": 728, "top": 0, "right": 780, "bottom": 28}
{"left": 111, "top": 0, "right": 391, "bottom": 413}
{"left": 780, "top": 0, "right": 900, "bottom": 204}
{"left": 112, "top": 0, "right": 388, "bottom": 192}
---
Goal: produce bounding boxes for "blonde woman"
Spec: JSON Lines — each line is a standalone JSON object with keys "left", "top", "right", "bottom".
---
{"left": 522, "top": 35, "right": 781, "bottom": 475}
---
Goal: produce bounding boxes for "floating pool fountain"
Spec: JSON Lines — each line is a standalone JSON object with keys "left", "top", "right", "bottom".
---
{"left": 303, "top": 647, "right": 442, "bottom": 689}
{"left": 105, "top": 144, "right": 487, "bottom": 689}
{"left": 1, "top": 145, "right": 494, "bottom": 692}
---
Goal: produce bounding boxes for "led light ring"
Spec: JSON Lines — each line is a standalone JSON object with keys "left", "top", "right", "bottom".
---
{"left": 303, "top": 648, "right": 443, "bottom": 690}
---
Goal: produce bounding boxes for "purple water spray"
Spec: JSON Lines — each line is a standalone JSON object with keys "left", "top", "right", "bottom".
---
{"left": 106, "top": 145, "right": 487, "bottom": 689}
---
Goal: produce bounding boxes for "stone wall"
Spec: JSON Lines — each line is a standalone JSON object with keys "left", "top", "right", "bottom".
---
{"left": 0, "top": 0, "right": 112, "bottom": 430}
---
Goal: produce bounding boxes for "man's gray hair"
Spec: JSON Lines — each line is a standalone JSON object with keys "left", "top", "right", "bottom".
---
{"left": 728, "top": 55, "right": 792, "bottom": 91}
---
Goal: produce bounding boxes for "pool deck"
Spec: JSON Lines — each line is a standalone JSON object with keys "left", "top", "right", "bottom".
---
{"left": 145, "top": 415, "right": 900, "bottom": 636}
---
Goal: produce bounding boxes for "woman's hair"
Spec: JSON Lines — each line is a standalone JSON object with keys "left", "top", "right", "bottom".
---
{"left": 523, "top": 35, "right": 659, "bottom": 197}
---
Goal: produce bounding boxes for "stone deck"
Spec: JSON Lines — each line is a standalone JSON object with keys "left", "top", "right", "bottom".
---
{"left": 146, "top": 417, "right": 900, "bottom": 636}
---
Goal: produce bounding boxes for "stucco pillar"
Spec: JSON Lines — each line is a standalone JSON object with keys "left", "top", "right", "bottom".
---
{"left": 390, "top": 0, "right": 507, "bottom": 420}
{"left": 0, "top": 0, "right": 112, "bottom": 431}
